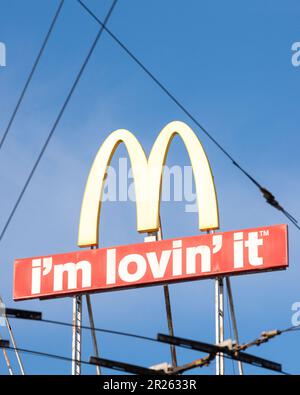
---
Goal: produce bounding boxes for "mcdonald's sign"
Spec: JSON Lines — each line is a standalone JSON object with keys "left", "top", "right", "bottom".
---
{"left": 13, "top": 122, "right": 288, "bottom": 300}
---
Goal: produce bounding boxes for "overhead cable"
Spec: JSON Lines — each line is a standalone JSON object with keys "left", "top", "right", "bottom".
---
{"left": 0, "top": 0, "right": 64, "bottom": 150}
{"left": 0, "top": 0, "right": 119, "bottom": 243}
{"left": 77, "top": 0, "right": 299, "bottom": 230}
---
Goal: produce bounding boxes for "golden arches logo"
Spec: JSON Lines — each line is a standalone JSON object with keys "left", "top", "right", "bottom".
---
{"left": 78, "top": 121, "right": 219, "bottom": 247}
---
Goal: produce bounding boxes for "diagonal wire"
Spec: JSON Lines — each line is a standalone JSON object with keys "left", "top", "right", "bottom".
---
{"left": 3, "top": 344, "right": 94, "bottom": 368}
{"left": 10, "top": 316, "right": 157, "bottom": 343}
{"left": 9, "top": 313, "right": 299, "bottom": 374}
{"left": 16, "top": 314, "right": 299, "bottom": 346}
{"left": 77, "top": 0, "right": 299, "bottom": 231}
{"left": 283, "top": 325, "right": 300, "bottom": 333}
{"left": 233, "top": 324, "right": 300, "bottom": 355}
{"left": 1, "top": 331, "right": 291, "bottom": 375}
{"left": 0, "top": 0, "right": 119, "bottom": 243}
{"left": 0, "top": 0, "right": 64, "bottom": 150}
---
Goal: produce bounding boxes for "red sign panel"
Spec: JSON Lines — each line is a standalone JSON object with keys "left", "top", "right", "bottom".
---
{"left": 13, "top": 224, "right": 288, "bottom": 301}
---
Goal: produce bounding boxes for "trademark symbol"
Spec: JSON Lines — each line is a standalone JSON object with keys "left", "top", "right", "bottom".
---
{"left": 259, "top": 230, "right": 269, "bottom": 237}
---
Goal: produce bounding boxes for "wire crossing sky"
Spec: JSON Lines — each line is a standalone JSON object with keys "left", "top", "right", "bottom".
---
{"left": 0, "top": 0, "right": 119, "bottom": 243}
{"left": 5, "top": 308, "right": 300, "bottom": 375}
{"left": 0, "top": 0, "right": 64, "bottom": 151}
{"left": 0, "top": 0, "right": 299, "bottom": 375}
{"left": 77, "top": 0, "right": 300, "bottom": 231}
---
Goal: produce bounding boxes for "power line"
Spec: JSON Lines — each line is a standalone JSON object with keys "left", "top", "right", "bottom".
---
{"left": 1, "top": 325, "right": 290, "bottom": 375}
{"left": 77, "top": 0, "right": 300, "bottom": 231}
{"left": 281, "top": 324, "right": 300, "bottom": 333}
{"left": 3, "top": 344, "right": 93, "bottom": 369}
{"left": 157, "top": 333, "right": 284, "bottom": 374}
{"left": 41, "top": 319, "right": 154, "bottom": 343}
{"left": 1, "top": 343, "right": 164, "bottom": 375}
{"left": 1, "top": 340, "right": 165, "bottom": 374}
{"left": 8, "top": 309, "right": 298, "bottom": 374}
{"left": 3, "top": 342, "right": 290, "bottom": 375}
{"left": 0, "top": 0, "right": 64, "bottom": 151}
{"left": 9, "top": 308, "right": 300, "bottom": 350}
{"left": 170, "top": 322, "right": 300, "bottom": 375}
{"left": 0, "top": 0, "right": 119, "bottom": 244}
{"left": 235, "top": 324, "right": 300, "bottom": 352}
{"left": 10, "top": 315, "right": 157, "bottom": 344}
{"left": 171, "top": 352, "right": 291, "bottom": 375}
{"left": 2, "top": 343, "right": 291, "bottom": 375}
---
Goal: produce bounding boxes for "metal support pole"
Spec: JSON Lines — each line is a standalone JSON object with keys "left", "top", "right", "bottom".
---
{"left": 207, "top": 230, "right": 224, "bottom": 375}
{"left": 86, "top": 294, "right": 101, "bottom": 375}
{"left": 162, "top": 284, "right": 177, "bottom": 367}
{"left": 225, "top": 277, "right": 244, "bottom": 375}
{"left": 144, "top": 219, "right": 177, "bottom": 368}
{"left": 72, "top": 295, "right": 82, "bottom": 375}
{"left": 215, "top": 277, "right": 224, "bottom": 375}
{"left": 4, "top": 312, "right": 25, "bottom": 375}
{"left": 0, "top": 331, "right": 13, "bottom": 375}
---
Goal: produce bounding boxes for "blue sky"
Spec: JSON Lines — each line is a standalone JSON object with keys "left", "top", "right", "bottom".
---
{"left": 0, "top": 0, "right": 300, "bottom": 375}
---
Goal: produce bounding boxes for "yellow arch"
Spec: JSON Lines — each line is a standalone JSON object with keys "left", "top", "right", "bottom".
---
{"left": 78, "top": 121, "right": 219, "bottom": 247}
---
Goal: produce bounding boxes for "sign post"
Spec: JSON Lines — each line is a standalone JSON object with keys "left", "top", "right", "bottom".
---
{"left": 0, "top": 331, "right": 13, "bottom": 375}
{"left": 145, "top": 219, "right": 177, "bottom": 368}
{"left": 86, "top": 245, "right": 101, "bottom": 375}
{"left": 226, "top": 277, "right": 244, "bottom": 375}
{"left": 72, "top": 295, "right": 82, "bottom": 376}
{"left": 12, "top": 122, "right": 289, "bottom": 375}
{"left": 215, "top": 277, "right": 224, "bottom": 375}
{"left": 86, "top": 294, "right": 101, "bottom": 375}
{"left": 0, "top": 295, "right": 24, "bottom": 375}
